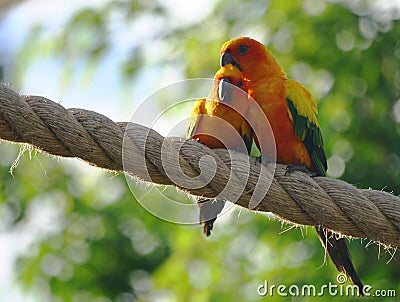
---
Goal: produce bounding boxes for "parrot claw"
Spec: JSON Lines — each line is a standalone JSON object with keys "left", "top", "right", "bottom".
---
{"left": 285, "top": 164, "right": 318, "bottom": 176}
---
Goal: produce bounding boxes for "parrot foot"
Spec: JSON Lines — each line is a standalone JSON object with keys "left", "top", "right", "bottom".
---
{"left": 255, "top": 156, "right": 276, "bottom": 165}
{"left": 285, "top": 164, "right": 317, "bottom": 176}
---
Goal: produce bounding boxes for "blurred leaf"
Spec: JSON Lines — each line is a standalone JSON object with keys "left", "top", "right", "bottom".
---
{"left": 2, "top": 0, "right": 400, "bottom": 301}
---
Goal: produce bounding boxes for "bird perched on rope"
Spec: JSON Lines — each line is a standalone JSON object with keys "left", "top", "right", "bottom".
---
{"left": 187, "top": 64, "right": 252, "bottom": 236}
{"left": 219, "top": 36, "right": 364, "bottom": 294}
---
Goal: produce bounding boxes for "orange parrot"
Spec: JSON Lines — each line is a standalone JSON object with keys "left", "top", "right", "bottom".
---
{"left": 220, "top": 37, "right": 363, "bottom": 293}
{"left": 187, "top": 64, "right": 252, "bottom": 236}
{"left": 187, "top": 64, "right": 252, "bottom": 153}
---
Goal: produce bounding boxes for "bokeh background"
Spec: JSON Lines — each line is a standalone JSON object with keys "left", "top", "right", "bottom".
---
{"left": 0, "top": 0, "right": 399, "bottom": 301}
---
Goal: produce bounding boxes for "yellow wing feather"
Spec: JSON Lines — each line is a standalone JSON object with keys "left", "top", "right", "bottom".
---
{"left": 284, "top": 79, "right": 326, "bottom": 175}
{"left": 284, "top": 79, "right": 319, "bottom": 127}
{"left": 186, "top": 98, "right": 207, "bottom": 139}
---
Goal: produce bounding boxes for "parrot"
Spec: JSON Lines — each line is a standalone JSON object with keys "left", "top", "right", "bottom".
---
{"left": 219, "top": 37, "right": 364, "bottom": 293}
{"left": 187, "top": 63, "right": 252, "bottom": 236}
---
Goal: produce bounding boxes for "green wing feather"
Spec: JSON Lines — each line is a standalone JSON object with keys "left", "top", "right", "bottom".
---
{"left": 240, "top": 120, "right": 254, "bottom": 155}
{"left": 285, "top": 80, "right": 327, "bottom": 176}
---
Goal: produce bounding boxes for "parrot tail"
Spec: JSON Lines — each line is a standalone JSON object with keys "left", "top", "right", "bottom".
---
{"left": 198, "top": 198, "right": 225, "bottom": 236}
{"left": 315, "top": 226, "right": 364, "bottom": 296}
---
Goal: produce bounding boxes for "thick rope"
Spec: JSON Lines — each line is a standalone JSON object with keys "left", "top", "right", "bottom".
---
{"left": 1, "top": 84, "right": 399, "bottom": 247}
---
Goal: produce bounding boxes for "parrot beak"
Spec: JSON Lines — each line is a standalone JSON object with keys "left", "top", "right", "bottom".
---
{"left": 218, "top": 78, "right": 232, "bottom": 103}
{"left": 220, "top": 52, "right": 241, "bottom": 70}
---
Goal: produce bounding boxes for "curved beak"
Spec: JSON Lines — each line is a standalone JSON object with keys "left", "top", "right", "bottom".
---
{"left": 220, "top": 52, "right": 241, "bottom": 70}
{"left": 218, "top": 78, "right": 232, "bottom": 103}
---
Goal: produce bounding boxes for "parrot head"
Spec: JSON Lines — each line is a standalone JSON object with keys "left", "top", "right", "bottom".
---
{"left": 188, "top": 64, "right": 251, "bottom": 151}
{"left": 220, "top": 37, "right": 286, "bottom": 80}
{"left": 213, "top": 64, "right": 245, "bottom": 104}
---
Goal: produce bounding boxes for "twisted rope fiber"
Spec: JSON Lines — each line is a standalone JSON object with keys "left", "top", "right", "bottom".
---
{"left": 1, "top": 85, "right": 399, "bottom": 247}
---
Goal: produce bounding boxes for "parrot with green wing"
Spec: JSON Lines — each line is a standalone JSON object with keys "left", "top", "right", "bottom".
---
{"left": 219, "top": 36, "right": 363, "bottom": 294}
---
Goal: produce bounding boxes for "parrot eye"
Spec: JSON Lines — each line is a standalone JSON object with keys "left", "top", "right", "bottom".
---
{"left": 237, "top": 80, "right": 243, "bottom": 88}
{"left": 238, "top": 44, "right": 248, "bottom": 55}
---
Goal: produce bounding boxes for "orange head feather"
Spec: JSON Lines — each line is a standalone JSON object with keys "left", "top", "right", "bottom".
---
{"left": 220, "top": 37, "right": 286, "bottom": 81}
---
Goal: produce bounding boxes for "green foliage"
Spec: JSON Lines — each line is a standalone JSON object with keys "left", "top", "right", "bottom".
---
{"left": 2, "top": 0, "right": 400, "bottom": 301}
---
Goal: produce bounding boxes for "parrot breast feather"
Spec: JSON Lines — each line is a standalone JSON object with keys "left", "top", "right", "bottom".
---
{"left": 284, "top": 80, "right": 327, "bottom": 176}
